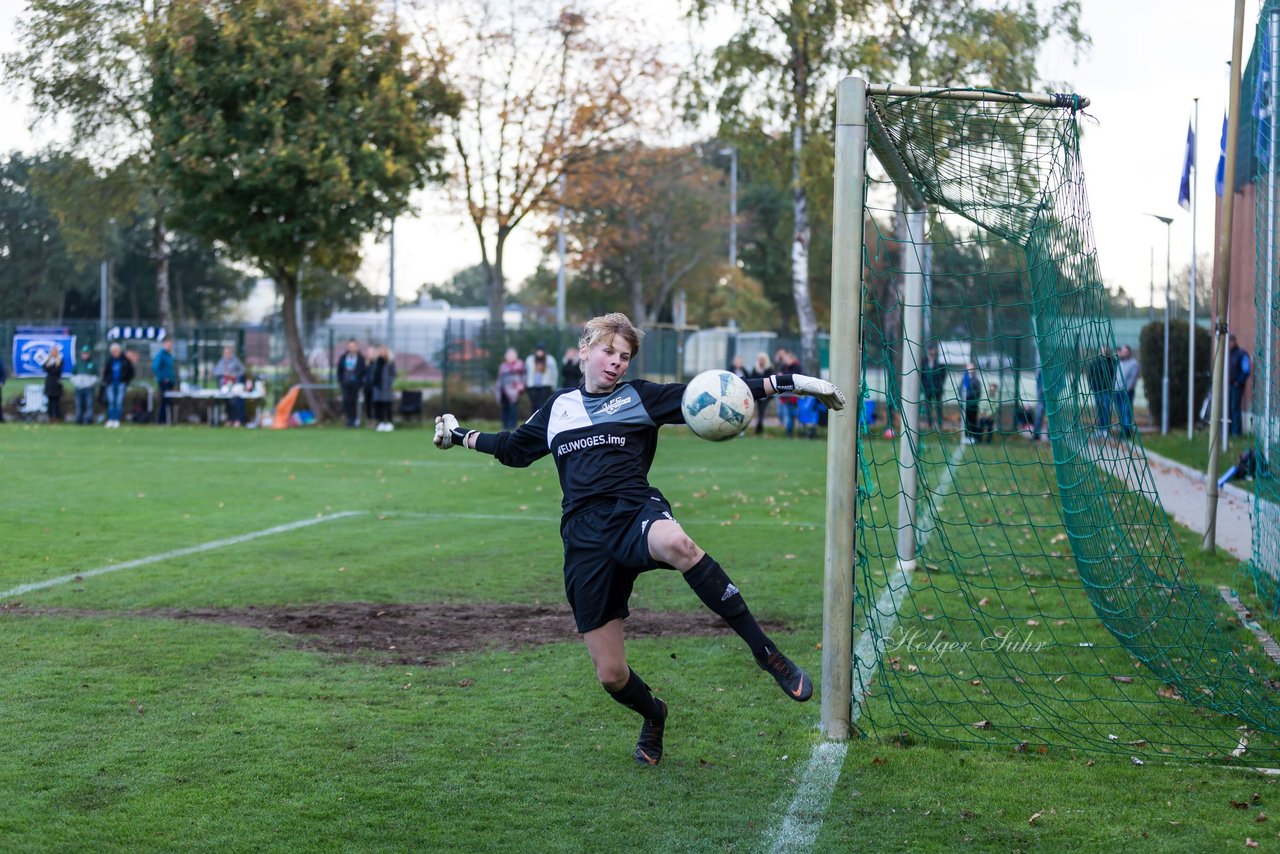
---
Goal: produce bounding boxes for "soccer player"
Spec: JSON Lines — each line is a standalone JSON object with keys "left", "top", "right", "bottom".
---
{"left": 433, "top": 313, "right": 845, "bottom": 766}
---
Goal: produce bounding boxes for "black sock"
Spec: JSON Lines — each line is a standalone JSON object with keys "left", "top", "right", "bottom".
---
{"left": 683, "top": 553, "right": 772, "bottom": 659}
{"left": 606, "top": 668, "right": 664, "bottom": 721}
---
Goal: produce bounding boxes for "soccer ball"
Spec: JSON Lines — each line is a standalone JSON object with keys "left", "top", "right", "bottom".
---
{"left": 681, "top": 370, "right": 756, "bottom": 441}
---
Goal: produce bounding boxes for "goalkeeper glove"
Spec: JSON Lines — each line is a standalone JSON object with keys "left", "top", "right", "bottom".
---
{"left": 433, "top": 414, "right": 474, "bottom": 449}
{"left": 773, "top": 374, "right": 846, "bottom": 410}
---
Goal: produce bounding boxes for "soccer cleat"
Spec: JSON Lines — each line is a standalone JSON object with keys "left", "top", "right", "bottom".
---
{"left": 757, "top": 647, "right": 813, "bottom": 702}
{"left": 634, "top": 699, "right": 668, "bottom": 766}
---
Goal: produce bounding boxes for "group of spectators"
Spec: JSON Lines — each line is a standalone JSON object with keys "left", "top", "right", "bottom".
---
{"left": 0, "top": 338, "right": 258, "bottom": 427}
{"left": 495, "top": 343, "right": 584, "bottom": 430}
{"left": 727, "top": 348, "right": 808, "bottom": 436}
{"left": 335, "top": 339, "right": 399, "bottom": 431}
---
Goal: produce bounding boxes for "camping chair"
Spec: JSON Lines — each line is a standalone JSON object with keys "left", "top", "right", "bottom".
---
{"left": 397, "top": 390, "right": 424, "bottom": 425}
{"left": 17, "top": 385, "right": 46, "bottom": 421}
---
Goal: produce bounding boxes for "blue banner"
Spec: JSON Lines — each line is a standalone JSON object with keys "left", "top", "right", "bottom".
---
{"left": 11, "top": 328, "right": 77, "bottom": 379}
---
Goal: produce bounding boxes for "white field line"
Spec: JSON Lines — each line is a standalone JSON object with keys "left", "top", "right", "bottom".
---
{"left": 763, "top": 741, "right": 849, "bottom": 853}
{"left": 766, "top": 440, "right": 968, "bottom": 854}
{"left": 0, "top": 512, "right": 363, "bottom": 599}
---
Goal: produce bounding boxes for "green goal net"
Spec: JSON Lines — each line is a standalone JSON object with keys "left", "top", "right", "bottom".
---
{"left": 1252, "top": 3, "right": 1280, "bottom": 615}
{"left": 847, "top": 85, "right": 1280, "bottom": 762}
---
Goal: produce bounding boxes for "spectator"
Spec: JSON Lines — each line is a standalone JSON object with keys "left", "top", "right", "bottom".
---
{"left": 0, "top": 352, "right": 6, "bottom": 422}
{"left": 749, "top": 352, "right": 773, "bottom": 435}
{"left": 1086, "top": 345, "right": 1119, "bottom": 437}
{"left": 977, "top": 381, "right": 999, "bottom": 443}
{"left": 728, "top": 354, "right": 749, "bottom": 382}
{"left": 496, "top": 347, "right": 526, "bottom": 431}
{"left": 101, "top": 343, "right": 134, "bottom": 429}
{"left": 920, "top": 342, "right": 947, "bottom": 430}
{"left": 1117, "top": 344, "right": 1140, "bottom": 438}
{"left": 961, "top": 361, "right": 982, "bottom": 445}
{"left": 335, "top": 339, "right": 366, "bottom": 428}
{"left": 43, "top": 344, "right": 64, "bottom": 423}
{"left": 774, "top": 348, "right": 803, "bottom": 437}
{"left": 71, "top": 345, "right": 98, "bottom": 425}
{"left": 362, "top": 344, "right": 378, "bottom": 427}
{"left": 371, "top": 345, "right": 397, "bottom": 432}
{"left": 560, "top": 346, "right": 582, "bottom": 389}
{"left": 525, "top": 343, "right": 559, "bottom": 414}
{"left": 153, "top": 339, "right": 177, "bottom": 426}
{"left": 1031, "top": 364, "right": 1046, "bottom": 441}
{"left": 1228, "top": 333, "right": 1252, "bottom": 436}
{"left": 214, "top": 345, "right": 247, "bottom": 427}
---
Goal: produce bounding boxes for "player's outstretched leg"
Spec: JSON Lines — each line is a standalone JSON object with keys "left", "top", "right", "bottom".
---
{"left": 681, "top": 553, "right": 812, "bottom": 702}
{"left": 605, "top": 667, "right": 668, "bottom": 765}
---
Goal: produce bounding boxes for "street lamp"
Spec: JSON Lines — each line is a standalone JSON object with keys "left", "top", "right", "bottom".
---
{"left": 1147, "top": 213, "right": 1174, "bottom": 435}
{"left": 719, "top": 146, "right": 738, "bottom": 321}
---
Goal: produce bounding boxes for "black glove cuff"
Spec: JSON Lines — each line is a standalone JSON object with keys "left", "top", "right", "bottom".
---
{"left": 450, "top": 427, "right": 471, "bottom": 446}
{"left": 773, "top": 373, "right": 796, "bottom": 392}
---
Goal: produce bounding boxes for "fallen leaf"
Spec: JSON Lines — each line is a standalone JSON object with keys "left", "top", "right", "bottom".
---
{"left": 1232, "top": 800, "right": 1251, "bottom": 810}
{"left": 458, "top": 678, "right": 474, "bottom": 688}
{"left": 871, "top": 756, "right": 887, "bottom": 766}
{"left": 1246, "top": 839, "right": 1258, "bottom": 848}
{"left": 1028, "top": 811, "right": 1044, "bottom": 825}
{"left": 1112, "top": 676, "right": 1135, "bottom": 684}
{"left": 1256, "top": 813, "right": 1268, "bottom": 823}
{"left": 972, "top": 720, "right": 993, "bottom": 730}
{"left": 978, "top": 597, "right": 991, "bottom": 607}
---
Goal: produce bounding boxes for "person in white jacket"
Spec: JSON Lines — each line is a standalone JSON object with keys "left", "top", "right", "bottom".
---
{"left": 524, "top": 343, "right": 559, "bottom": 414}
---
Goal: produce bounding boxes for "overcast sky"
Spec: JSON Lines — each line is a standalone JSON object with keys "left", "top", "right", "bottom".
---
{"left": 0, "top": 0, "right": 1264, "bottom": 313}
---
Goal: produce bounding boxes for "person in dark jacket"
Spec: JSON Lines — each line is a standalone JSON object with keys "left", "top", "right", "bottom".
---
{"left": 371, "top": 345, "right": 397, "bottom": 432}
{"left": 1086, "top": 345, "right": 1119, "bottom": 436}
{"left": 43, "top": 345, "right": 65, "bottom": 423}
{"left": 748, "top": 352, "right": 773, "bottom": 434}
{"left": 0, "top": 352, "right": 7, "bottom": 422}
{"left": 152, "top": 339, "right": 177, "bottom": 425}
{"left": 71, "top": 346, "right": 98, "bottom": 425}
{"left": 920, "top": 343, "right": 947, "bottom": 430}
{"left": 1228, "top": 334, "right": 1252, "bottom": 437}
{"left": 101, "top": 343, "right": 135, "bottom": 428}
{"left": 560, "top": 346, "right": 583, "bottom": 389}
{"left": 335, "top": 339, "right": 367, "bottom": 428}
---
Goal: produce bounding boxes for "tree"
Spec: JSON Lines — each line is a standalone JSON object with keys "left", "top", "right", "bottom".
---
{"left": 692, "top": 0, "right": 1088, "bottom": 370}
{"left": 149, "top": 0, "right": 457, "bottom": 415}
{"left": 420, "top": 263, "right": 490, "bottom": 307}
{"left": 420, "top": 0, "right": 665, "bottom": 334}
{"left": 557, "top": 144, "right": 726, "bottom": 326}
{"left": 4, "top": 0, "right": 180, "bottom": 330}
{"left": 0, "top": 151, "right": 87, "bottom": 320}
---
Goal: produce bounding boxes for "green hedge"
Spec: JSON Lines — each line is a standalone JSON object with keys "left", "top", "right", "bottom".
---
{"left": 1139, "top": 319, "right": 1212, "bottom": 428}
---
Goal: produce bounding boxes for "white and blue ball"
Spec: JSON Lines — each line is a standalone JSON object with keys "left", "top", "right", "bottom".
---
{"left": 681, "top": 370, "right": 755, "bottom": 441}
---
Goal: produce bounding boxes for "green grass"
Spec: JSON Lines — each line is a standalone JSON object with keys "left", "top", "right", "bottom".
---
{"left": 1140, "top": 431, "right": 1254, "bottom": 474}
{"left": 2, "top": 422, "right": 1280, "bottom": 851}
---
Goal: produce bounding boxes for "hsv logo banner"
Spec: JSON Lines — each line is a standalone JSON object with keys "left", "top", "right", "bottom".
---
{"left": 11, "top": 328, "right": 77, "bottom": 378}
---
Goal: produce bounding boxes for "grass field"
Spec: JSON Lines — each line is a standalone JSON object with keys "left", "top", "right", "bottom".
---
{"left": 3, "top": 422, "right": 1280, "bottom": 851}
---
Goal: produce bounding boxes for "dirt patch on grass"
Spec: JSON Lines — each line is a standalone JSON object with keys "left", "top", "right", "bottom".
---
{"left": 0, "top": 602, "right": 788, "bottom": 666}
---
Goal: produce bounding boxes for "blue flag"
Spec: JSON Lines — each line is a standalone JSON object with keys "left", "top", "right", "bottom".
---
{"left": 1178, "top": 119, "right": 1195, "bottom": 210}
{"left": 1255, "top": 25, "right": 1274, "bottom": 167}
{"left": 1216, "top": 113, "right": 1227, "bottom": 196}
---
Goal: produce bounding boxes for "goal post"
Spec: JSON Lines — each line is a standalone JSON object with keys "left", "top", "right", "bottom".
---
{"left": 822, "top": 77, "right": 1280, "bottom": 761}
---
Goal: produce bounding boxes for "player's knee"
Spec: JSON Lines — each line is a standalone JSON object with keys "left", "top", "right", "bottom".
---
{"left": 596, "top": 661, "right": 629, "bottom": 691}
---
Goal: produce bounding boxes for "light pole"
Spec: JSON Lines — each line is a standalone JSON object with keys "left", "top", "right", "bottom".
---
{"left": 1147, "top": 213, "right": 1174, "bottom": 435}
{"left": 719, "top": 146, "right": 737, "bottom": 320}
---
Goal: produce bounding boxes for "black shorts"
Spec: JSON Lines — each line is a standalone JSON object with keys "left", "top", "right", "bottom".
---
{"left": 560, "top": 492, "right": 677, "bottom": 633}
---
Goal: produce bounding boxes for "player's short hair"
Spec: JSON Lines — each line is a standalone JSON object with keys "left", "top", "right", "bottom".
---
{"left": 579, "top": 313, "right": 644, "bottom": 358}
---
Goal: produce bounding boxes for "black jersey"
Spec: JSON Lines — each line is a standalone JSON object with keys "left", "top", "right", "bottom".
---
{"left": 474, "top": 379, "right": 686, "bottom": 519}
